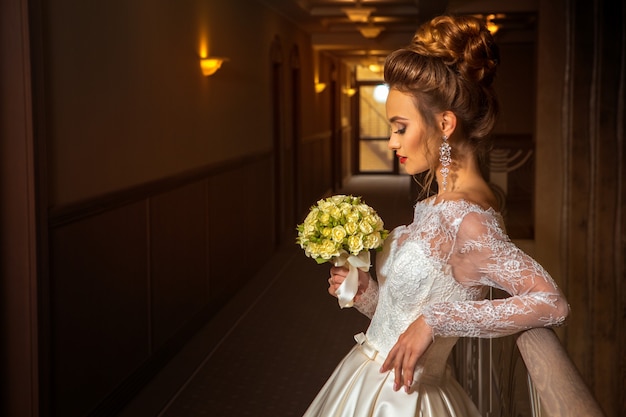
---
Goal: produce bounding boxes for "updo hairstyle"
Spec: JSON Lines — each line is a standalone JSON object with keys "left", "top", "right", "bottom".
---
{"left": 384, "top": 15, "right": 500, "bottom": 152}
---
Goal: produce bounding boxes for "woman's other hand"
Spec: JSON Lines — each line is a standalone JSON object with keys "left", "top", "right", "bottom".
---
{"left": 380, "top": 316, "right": 433, "bottom": 393}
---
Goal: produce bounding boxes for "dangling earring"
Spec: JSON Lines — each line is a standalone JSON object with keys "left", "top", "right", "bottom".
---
{"left": 439, "top": 135, "right": 451, "bottom": 192}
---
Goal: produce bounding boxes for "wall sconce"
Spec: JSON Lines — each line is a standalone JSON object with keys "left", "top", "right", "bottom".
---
{"left": 315, "top": 82, "right": 327, "bottom": 93}
{"left": 343, "top": 88, "right": 357, "bottom": 97}
{"left": 342, "top": 6, "right": 375, "bottom": 22}
{"left": 200, "top": 57, "right": 228, "bottom": 76}
{"left": 485, "top": 14, "right": 505, "bottom": 35}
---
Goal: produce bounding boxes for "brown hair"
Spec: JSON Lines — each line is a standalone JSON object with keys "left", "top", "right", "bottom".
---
{"left": 384, "top": 15, "right": 500, "bottom": 192}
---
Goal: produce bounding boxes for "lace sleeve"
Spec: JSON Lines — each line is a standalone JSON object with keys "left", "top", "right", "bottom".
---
{"left": 422, "top": 211, "right": 570, "bottom": 338}
{"left": 353, "top": 277, "right": 379, "bottom": 319}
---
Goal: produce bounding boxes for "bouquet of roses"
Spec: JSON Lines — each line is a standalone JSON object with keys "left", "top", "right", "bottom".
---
{"left": 296, "top": 195, "right": 388, "bottom": 308}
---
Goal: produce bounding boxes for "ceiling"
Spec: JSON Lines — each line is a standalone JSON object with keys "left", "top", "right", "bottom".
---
{"left": 257, "top": 0, "right": 539, "bottom": 67}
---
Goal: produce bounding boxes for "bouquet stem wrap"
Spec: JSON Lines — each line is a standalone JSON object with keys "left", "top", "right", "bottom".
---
{"left": 333, "top": 251, "right": 371, "bottom": 308}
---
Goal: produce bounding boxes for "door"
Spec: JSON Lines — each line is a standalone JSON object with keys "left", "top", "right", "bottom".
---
{"left": 356, "top": 83, "right": 403, "bottom": 174}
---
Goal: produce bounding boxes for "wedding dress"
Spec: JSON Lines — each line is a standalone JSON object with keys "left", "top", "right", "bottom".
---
{"left": 303, "top": 198, "right": 567, "bottom": 417}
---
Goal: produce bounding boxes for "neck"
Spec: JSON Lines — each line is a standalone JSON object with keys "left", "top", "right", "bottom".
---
{"left": 435, "top": 151, "right": 483, "bottom": 195}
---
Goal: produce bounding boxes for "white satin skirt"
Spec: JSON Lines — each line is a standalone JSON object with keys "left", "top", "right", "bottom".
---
{"left": 303, "top": 334, "right": 481, "bottom": 417}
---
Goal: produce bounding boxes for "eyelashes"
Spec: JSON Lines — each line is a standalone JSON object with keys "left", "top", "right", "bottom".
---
{"left": 392, "top": 126, "right": 406, "bottom": 134}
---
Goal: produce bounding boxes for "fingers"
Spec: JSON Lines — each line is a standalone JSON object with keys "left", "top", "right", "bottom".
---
{"left": 402, "top": 351, "right": 416, "bottom": 391}
{"left": 380, "top": 318, "right": 433, "bottom": 393}
{"left": 327, "top": 277, "right": 339, "bottom": 296}
{"left": 327, "top": 275, "right": 344, "bottom": 297}
{"left": 330, "top": 266, "right": 349, "bottom": 277}
{"left": 381, "top": 347, "right": 415, "bottom": 392}
{"left": 328, "top": 267, "right": 349, "bottom": 297}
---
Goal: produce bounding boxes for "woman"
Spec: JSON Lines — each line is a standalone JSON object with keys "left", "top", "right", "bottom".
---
{"left": 303, "top": 14, "right": 569, "bottom": 417}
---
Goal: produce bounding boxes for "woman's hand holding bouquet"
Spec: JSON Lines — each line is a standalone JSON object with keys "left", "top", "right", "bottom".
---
{"left": 296, "top": 195, "right": 388, "bottom": 308}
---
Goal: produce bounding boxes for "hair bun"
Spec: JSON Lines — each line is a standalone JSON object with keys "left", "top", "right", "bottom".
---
{"left": 409, "top": 15, "right": 499, "bottom": 86}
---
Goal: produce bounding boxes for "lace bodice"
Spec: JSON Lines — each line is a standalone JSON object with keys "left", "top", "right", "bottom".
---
{"left": 355, "top": 198, "right": 568, "bottom": 356}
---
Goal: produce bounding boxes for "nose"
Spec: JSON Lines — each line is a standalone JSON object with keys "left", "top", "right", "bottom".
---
{"left": 387, "top": 134, "right": 399, "bottom": 151}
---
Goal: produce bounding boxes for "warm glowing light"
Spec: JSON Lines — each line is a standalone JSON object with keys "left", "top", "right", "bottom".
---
{"left": 368, "top": 64, "right": 383, "bottom": 73}
{"left": 342, "top": 7, "right": 375, "bottom": 23}
{"left": 199, "top": 39, "right": 208, "bottom": 60}
{"left": 358, "top": 26, "right": 384, "bottom": 38}
{"left": 485, "top": 14, "right": 504, "bottom": 34}
{"left": 315, "top": 82, "right": 327, "bottom": 93}
{"left": 343, "top": 88, "right": 357, "bottom": 97}
{"left": 200, "top": 57, "right": 227, "bottom": 76}
{"left": 373, "top": 84, "right": 389, "bottom": 103}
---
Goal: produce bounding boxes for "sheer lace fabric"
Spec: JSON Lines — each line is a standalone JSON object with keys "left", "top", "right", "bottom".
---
{"left": 303, "top": 198, "right": 568, "bottom": 417}
{"left": 355, "top": 198, "right": 568, "bottom": 355}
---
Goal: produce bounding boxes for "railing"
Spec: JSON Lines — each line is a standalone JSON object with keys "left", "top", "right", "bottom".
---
{"left": 454, "top": 328, "right": 605, "bottom": 417}
{"left": 516, "top": 328, "right": 605, "bottom": 417}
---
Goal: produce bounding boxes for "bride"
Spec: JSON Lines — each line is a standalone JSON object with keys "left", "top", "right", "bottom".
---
{"left": 303, "top": 14, "right": 569, "bottom": 417}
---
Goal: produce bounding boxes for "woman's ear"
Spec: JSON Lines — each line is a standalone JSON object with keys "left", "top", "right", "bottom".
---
{"left": 440, "top": 111, "right": 457, "bottom": 137}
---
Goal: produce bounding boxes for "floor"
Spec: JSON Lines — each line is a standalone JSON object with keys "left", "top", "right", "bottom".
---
{"left": 117, "top": 175, "right": 416, "bottom": 417}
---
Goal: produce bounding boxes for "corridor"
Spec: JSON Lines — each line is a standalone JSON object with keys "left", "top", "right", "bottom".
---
{"left": 118, "top": 175, "right": 415, "bottom": 417}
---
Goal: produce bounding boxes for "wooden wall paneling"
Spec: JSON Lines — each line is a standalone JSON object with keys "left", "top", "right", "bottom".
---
{"left": 565, "top": 0, "right": 595, "bottom": 387}
{"left": 299, "top": 133, "right": 333, "bottom": 208}
{"left": 593, "top": 1, "right": 626, "bottom": 415}
{"left": 612, "top": 4, "right": 625, "bottom": 412}
{"left": 341, "top": 126, "right": 352, "bottom": 185}
{"left": 321, "top": 133, "right": 333, "bottom": 195}
{"left": 49, "top": 201, "right": 149, "bottom": 417}
{"left": 282, "top": 145, "right": 296, "bottom": 239}
{"left": 299, "top": 139, "right": 316, "bottom": 210}
{"left": 592, "top": 0, "right": 624, "bottom": 412}
{"left": 0, "top": 0, "right": 39, "bottom": 416}
{"left": 299, "top": 136, "right": 320, "bottom": 211}
{"left": 149, "top": 181, "right": 209, "bottom": 349}
{"left": 564, "top": 0, "right": 625, "bottom": 415}
{"left": 243, "top": 158, "right": 276, "bottom": 276}
{"left": 207, "top": 167, "right": 250, "bottom": 312}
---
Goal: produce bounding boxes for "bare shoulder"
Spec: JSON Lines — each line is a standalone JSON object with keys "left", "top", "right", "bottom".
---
{"left": 435, "top": 185, "right": 499, "bottom": 212}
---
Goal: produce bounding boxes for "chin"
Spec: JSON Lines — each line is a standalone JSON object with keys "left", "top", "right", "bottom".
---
{"left": 405, "top": 166, "right": 428, "bottom": 176}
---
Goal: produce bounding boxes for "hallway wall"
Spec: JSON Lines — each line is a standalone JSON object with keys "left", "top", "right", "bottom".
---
{"left": 535, "top": 1, "right": 626, "bottom": 416}
{"left": 13, "top": 0, "right": 347, "bottom": 416}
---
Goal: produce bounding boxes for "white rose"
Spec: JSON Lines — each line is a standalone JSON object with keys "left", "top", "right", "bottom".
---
{"left": 359, "top": 220, "right": 374, "bottom": 235}
{"left": 362, "top": 232, "right": 381, "bottom": 249}
{"left": 331, "top": 225, "right": 347, "bottom": 242}
{"left": 344, "top": 221, "right": 358, "bottom": 235}
{"left": 347, "top": 235, "right": 364, "bottom": 254}
{"left": 319, "top": 239, "right": 339, "bottom": 259}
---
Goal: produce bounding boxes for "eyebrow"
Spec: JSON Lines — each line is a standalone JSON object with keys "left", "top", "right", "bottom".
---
{"left": 388, "top": 116, "right": 409, "bottom": 123}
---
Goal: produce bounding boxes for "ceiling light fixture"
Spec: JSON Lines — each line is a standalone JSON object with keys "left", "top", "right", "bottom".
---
{"left": 358, "top": 25, "right": 384, "bottom": 39}
{"left": 342, "top": 0, "right": 376, "bottom": 23}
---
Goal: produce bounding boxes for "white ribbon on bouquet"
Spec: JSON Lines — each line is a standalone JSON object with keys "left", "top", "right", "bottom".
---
{"left": 333, "top": 250, "right": 371, "bottom": 308}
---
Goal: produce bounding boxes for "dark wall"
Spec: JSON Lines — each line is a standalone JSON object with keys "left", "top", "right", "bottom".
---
{"left": 0, "top": 0, "right": 341, "bottom": 415}
{"left": 46, "top": 155, "right": 275, "bottom": 416}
